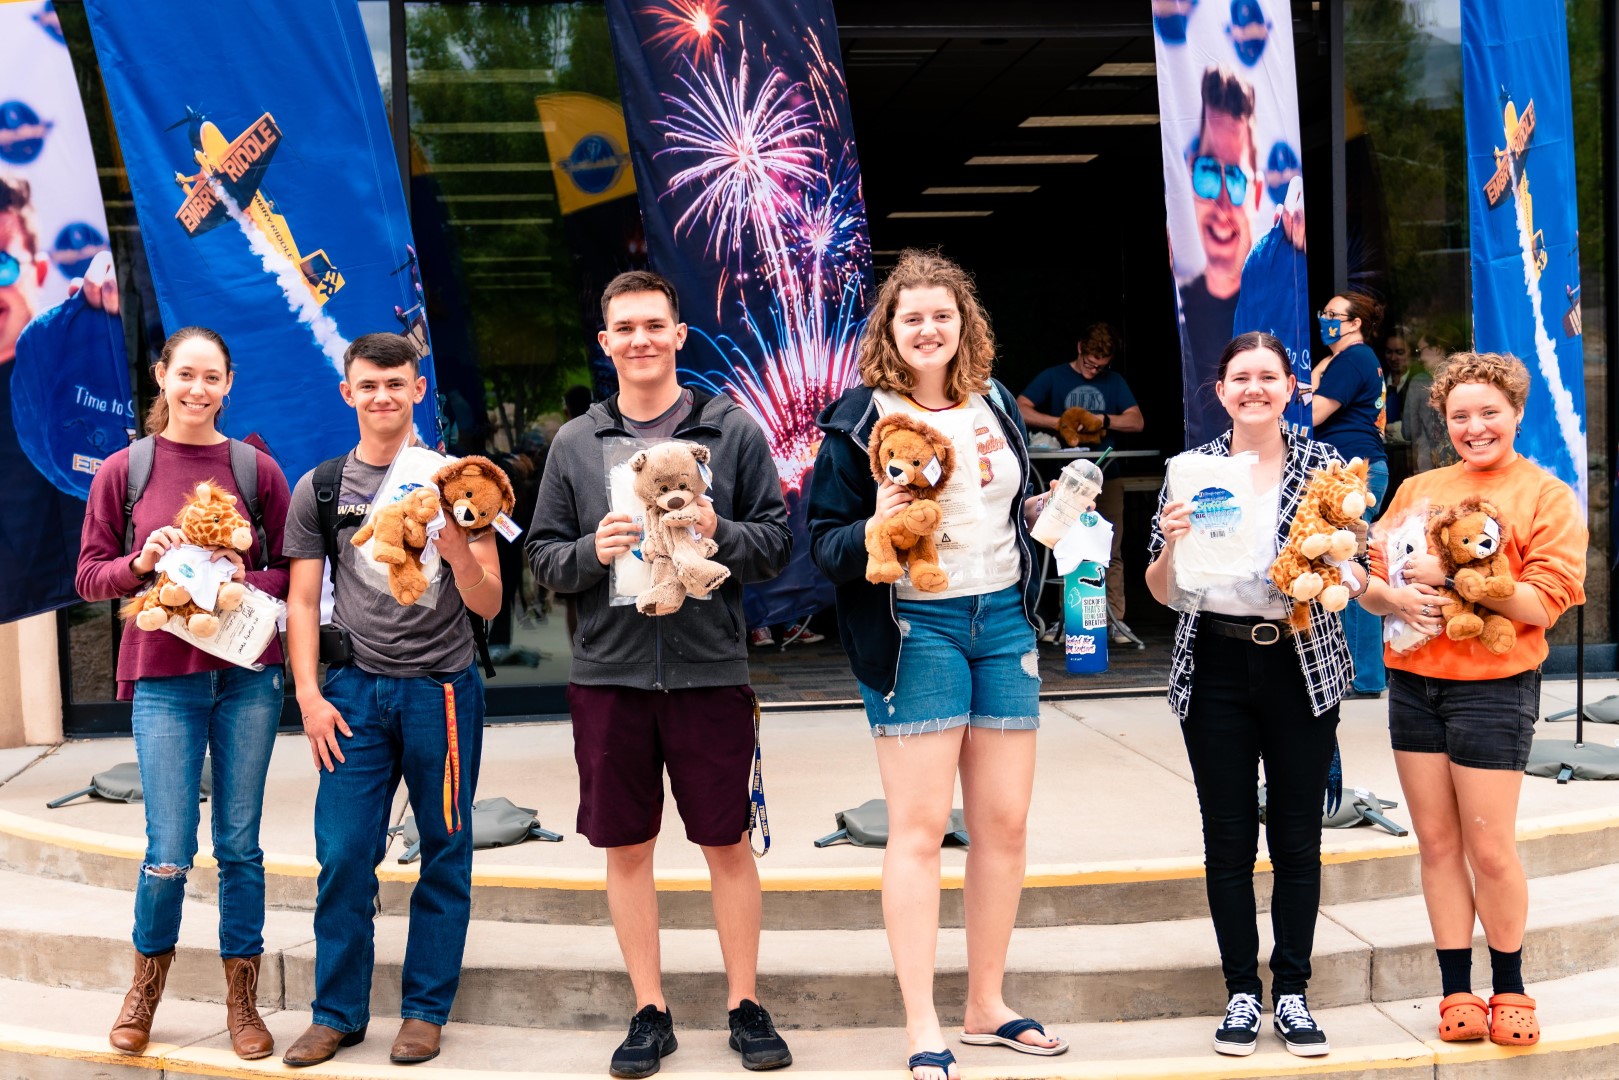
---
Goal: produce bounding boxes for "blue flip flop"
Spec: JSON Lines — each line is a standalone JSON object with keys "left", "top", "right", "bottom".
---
{"left": 959, "top": 1017, "right": 1069, "bottom": 1056}
{"left": 907, "top": 1049, "right": 958, "bottom": 1078}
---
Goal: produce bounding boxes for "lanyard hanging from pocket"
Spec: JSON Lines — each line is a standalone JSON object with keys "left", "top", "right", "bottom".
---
{"left": 442, "top": 682, "right": 462, "bottom": 835}
{"left": 747, "top": 693, "right": 769, "bottom": 858}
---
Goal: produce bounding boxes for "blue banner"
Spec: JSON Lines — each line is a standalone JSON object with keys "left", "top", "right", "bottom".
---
{"left": 0, "top": 0, "right": 132, "bottom": 623}
{"left": 1462, "top": 0, "right": 1587, "bottom": 509}
{"left": 605, "top": 0, "right": 873, "bottom": 628}
{"left": 1152, "top": 0, "right": 1311, "bottom": 447}
{"left": 82, "top": 0, "right": 438, "bottom": 487}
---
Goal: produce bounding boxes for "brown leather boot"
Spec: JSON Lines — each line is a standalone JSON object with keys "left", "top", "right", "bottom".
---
{"left": 282, "top": 1022, "right": 366, "bottom": 1068}
{"left": 223, "top": 955, "right": 274, "bottom": 1059}
{"left": 390, "top": 1018, "right": 442, "bottom": 1065}
{"left": 108, "top": 950, "right": 174, "bottom": 1054}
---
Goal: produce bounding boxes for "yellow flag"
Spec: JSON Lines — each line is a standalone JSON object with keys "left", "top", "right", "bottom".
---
{"left": 535, "top": 92, "right": 636, "bottom": 215}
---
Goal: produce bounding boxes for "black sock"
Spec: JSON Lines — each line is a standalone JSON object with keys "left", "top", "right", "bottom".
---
{"left": 1437, "top": 948, "right": 1473, "bottom": 996}
{"left": 1489, "top": 946, "right": 1525, "bottom": 995}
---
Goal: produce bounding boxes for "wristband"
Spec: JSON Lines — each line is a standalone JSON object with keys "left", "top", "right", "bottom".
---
{"left": 455, "top": 568, "right": 488, "bottom": 591}
{"left": 1101, "top": 413, "right": 1110, "bottom": 430}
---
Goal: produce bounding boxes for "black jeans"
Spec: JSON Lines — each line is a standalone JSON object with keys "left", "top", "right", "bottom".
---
{"left": 1181, "top": 627, "right": 1341, "bottom": 1001}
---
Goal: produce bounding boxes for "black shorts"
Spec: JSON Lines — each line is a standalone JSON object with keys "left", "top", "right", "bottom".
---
{"left": 1387, "top": 668, "right": 1541, "bottom": 771}
{"left": 567, "top": 683, "right": 756, "bottom": 848}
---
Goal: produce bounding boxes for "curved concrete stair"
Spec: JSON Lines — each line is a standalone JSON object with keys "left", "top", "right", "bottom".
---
{"left": 3, "top": 970, "right": 1619, "bottom": 1080}
{"left": 4, "top": 864, "right": 1617, "bottom": 1031}
{"left": 3, "top": 805, "right": 1615, "bottom": 931}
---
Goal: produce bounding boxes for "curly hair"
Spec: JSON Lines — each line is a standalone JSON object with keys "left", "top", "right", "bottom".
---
{"left": 1428, "top": 351, "right": 1530, "bottom": 413}
{"left": 1082, "top": 321, "right": 1117, "bottom": 361}
{"left": 856, "top": 249, "right": 995, "bottom": 400}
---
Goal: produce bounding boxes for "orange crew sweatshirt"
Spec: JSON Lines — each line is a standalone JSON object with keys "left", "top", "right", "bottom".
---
{"left": 1369, "top": 456, "right": 1586, "bottom": 680}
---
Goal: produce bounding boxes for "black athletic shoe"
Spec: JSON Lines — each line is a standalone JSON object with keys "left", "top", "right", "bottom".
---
{"left": 1213, "top": 993, "right": 1262, "bottom": 1056}
{"left": 610, "top": 1005, "right": 677, "bottom": 1078}
{"left": 1273, "top": 994, "right": 1330, "bottom": 1057}
{"left": 728, "top": 999, "right": 793, "bottom": 1070}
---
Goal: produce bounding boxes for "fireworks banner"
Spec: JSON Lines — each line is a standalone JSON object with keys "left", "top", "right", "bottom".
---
{"left": 605, "top": 0, "right": 873, "bottom": 628}
{"left": 82, "top": 0, "right": 440, "bottom": 487}
{"left": 1152, "top": 0, "right": 1311, "bottom": 447}
{"left": 1462, "top": 0, "right": 1587, "bottom": 511}
{"left": 0, "top": 0, "right": 131, "bottom": 624}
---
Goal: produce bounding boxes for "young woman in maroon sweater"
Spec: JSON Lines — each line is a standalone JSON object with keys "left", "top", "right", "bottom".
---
{"left": 76, "top": 326, "right": 290, "bottom": 1060}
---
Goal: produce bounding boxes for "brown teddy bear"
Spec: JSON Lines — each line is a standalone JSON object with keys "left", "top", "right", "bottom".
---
{"left": 1428, "top": 499, "right": 1516, "bottom": 654}
{"left": 122, "top": 481, "right": 252, "bottom": 638}
{"left": 352, "top": 455, "right": 516, "bottom": 606}
{"left": 629, "top": 441, "right": 730, "bottom": 616}
{"left": 1058, "top": 406, "right": 1105, "bottom": 448}
{"left": 865, "top": 413, "right": 955, "bottom": 592}
{"left": 1269, "top": 458, "right": 1374, "bottom": 630}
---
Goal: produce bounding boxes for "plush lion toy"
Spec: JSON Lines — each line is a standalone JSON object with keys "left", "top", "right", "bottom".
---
{"left": 352, "top": 455, "right": 516, "bottom": 606}
{"left": 122, "top": 481, "right": 252, "bottom": 637}
{"left": 1428, "top": 499, "right": 1516, "bottom": 654}
{"left": 865, "top": 413, "right": 955, "bottom": 592}
{"left": 629, "top": 441, "right": 730, "bottom": 616}
{"left": 1058, "top": 407, "right": 1105, "bottom": 447}
{"left": 1268, "top": 458, "right": 1375, "bottom": 630}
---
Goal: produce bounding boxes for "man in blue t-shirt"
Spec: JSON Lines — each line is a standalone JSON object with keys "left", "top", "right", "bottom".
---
{"left": 1017, "top": 323, "right": 1144, "bottom": 644}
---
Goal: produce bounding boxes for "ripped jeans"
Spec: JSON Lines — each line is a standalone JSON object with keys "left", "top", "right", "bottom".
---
{"left": 858, "top": 584, "right": 1041, "bottom": 736}
{"left": 129, "top": 665, "right": 283, "bottom": 958}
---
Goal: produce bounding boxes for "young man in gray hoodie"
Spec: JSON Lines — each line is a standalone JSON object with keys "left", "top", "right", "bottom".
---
{"left": 526, "top": 270, "right": 793, "bottom": 1078}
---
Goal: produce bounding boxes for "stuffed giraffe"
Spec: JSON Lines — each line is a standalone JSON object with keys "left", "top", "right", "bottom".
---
{"left": 1268, "top": 458, "right": 1375, "bottom": 631}
{"left": 122, "top": 481, "right": 253, "bottom": 638}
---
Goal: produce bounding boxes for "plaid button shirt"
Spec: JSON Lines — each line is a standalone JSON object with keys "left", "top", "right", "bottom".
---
{"left": 1148, "top": 428, "right": 1358, "bottom": 721}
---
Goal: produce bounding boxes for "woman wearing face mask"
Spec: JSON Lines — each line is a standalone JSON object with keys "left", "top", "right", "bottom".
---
{"left": 76, "top": 326, "right": 291, "bottom": 1061}
{"left": 1311, "top": 290, "right": 1390, "bottom": 699}
{"left": 807, "top": 249, "right": 1060, "bottom": 1080}
{"left": 1359, "top": 352, "right": 1585, "bottom": 1050}
{"left": 1146, "top": 331, "right": 1357, "bottom": 1061}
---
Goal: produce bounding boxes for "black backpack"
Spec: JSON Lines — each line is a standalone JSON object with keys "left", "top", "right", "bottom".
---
{"left": 122, "top": 436, "right": 268, "bottom": 568}
{"left": 310, "top": 453, "right": 496, "bottom": 678}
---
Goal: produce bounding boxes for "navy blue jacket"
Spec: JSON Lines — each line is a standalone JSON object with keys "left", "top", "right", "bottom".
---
{"left": 806, "top": 381, "right": 1040, "bottom": 696}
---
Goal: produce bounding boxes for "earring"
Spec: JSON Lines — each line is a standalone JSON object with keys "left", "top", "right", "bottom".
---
{"left": 222, "top": 393, "right": 231, "bottom": 412}
{"left": 1516, "top": 423, "right": 1522, "bottom": 436}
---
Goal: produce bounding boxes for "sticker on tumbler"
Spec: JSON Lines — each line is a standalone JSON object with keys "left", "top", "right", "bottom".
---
{"left": 1189, "top": 486, "right": 1242, "bottom": 538}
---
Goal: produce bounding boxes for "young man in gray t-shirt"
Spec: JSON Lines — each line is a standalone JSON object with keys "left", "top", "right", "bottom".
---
{"left": 280, "top": 332, "right": 501, "bottom": 1069}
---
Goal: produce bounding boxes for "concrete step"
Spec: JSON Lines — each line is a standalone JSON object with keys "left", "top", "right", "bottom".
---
{"left": 3, "top": 969, "right": 1619, "bottom": 1080}
{"left": 3, "top": 802, "right": 1616, "bottom": 932}
{"left": 4, "top": 863, "right": 1618, "bottom": 1032}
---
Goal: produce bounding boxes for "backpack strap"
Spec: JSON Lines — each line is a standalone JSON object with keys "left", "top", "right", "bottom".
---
{"left": 226, "top": 439, "right": 269, "bottom": 570}
{"left": 122, "top": 436, "right": 156, "bottom": 556}
{"left": 311, "top": 453, "right": 349, "bottom": 592}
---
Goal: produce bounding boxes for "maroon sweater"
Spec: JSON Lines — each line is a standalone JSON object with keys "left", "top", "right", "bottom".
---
{"left": 76, "top": 437, "right": 292, "bottom": 699}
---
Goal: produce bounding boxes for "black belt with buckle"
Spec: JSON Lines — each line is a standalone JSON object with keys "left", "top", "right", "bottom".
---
{"left": 1201, "top": 613, "right": 1293, "bottom": 645}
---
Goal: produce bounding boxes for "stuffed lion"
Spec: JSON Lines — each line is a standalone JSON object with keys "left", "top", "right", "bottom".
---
{"left": 865, "top": 413, "right": 954, "bottom": 592}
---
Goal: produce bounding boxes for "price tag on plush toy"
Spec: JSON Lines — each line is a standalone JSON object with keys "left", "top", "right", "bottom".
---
{"left": 492, "top": 512, "right": 523, "bottom": 542}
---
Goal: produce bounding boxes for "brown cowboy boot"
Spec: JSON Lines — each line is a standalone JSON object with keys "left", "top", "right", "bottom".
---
{"left": 223, "top": 955, "right": 274, "bottom": 1059}
{"left": 108, "top": 950, "right": 174, "bottom": 1054}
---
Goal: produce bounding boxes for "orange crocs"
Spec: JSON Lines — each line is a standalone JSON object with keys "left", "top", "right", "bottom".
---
{"left": 1487, "top": 993, "right": 1540, "bottom": 1047}
{"left": 1436, "top": 993, "right": 1488, "bottom": 1041}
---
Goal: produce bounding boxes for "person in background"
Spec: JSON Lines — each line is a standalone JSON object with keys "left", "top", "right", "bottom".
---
{"left": 1404, "top": 320, "right": 1465, "bottom": 475}
{"left": 76, "top": 326, "right": 291, "bottom": 1060}
{"left": 1016, "top": 321, "right": 1144, "bottom": 644}
{"left": 1359, "top": 352, "right": 1584, "bottom": 1050}
{"left": 1382, "top": 325, "right": 1413, "bottom": 436}
{"left": 1146, "top": 331, "right": 1356, "bottom": 1060}
{"left": 1311, "top": 289, "right": 1389, "bottom": 699}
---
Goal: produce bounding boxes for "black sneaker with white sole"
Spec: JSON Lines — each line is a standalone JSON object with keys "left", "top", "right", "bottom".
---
{"left": 1273, "top": 993, "right": 1330, "bottom": 1056}
{"left": 728, "top": 999, "right": 792, "bottom": 1070}
{"left": 1213, "top": 993, "right": 1262, "bottom": 1056}
{"left": 610, "top": 1005, "right": 677, "bottom": 1078}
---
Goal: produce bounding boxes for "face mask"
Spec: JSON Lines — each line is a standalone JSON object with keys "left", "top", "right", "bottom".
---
{"left": 1317, "top": 315, "right": 1343, "bottom": 344}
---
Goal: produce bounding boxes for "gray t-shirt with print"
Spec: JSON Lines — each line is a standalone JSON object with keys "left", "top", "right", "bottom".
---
{"left": 284, "top": 450, "right": 474, "bottom": 676}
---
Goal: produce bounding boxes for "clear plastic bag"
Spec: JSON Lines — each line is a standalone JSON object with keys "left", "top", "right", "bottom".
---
{"left": 353, "top": 443, "right": 449, "bottom": 608}
{"left": 1377, "top": 501, "right": 1436, "bottom": 655}
{"left": 1164, "top": 450, "right": 1264, "bottom": 613}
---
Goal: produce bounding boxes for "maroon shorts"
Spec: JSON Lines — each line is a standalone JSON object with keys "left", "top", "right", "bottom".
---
{"left": 567, "top": 683, "right": 757, "bottom": 848}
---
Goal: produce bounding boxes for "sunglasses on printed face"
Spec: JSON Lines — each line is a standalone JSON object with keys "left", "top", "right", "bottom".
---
{"left": 1190, "top": 155, "right": 1250, "bottom": 205}
{"left": 0, "top": 250, "right": 31, "bottom": 288}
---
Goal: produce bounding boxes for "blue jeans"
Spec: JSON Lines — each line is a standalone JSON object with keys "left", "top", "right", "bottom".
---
{"left": 858, "top": 585, "right": 1041, "bottom": 736}
{"left": 129, "top": 665, "right": 283, "bottom": 958}
{"left": 311, "top": 663, "right": 484, "bottom": 1031}
{"left": 1345, "top": 458, "right": 1390, "bottom": 692}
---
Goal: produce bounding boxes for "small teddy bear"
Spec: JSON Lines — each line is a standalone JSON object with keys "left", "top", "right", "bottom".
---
{"left": 352, "top": 455, "right": 516, "bottom": 606}
{"left": 629, "top": 441, "right": 730, "bottom": 616}
{"left": 865, "top": 412, "right": 955, "bottom": 592}
{"left": 122, "top": 481, "right": 253, "bottom": 638}
{"left": 1058, "top": 406, "right": 1105, "bottom": 448}
{"left": 1429, "top": 499, "right": 1516, "bottom": 654}
{"left": 1269, "top": 457, "right": 1374, "bottom": 629}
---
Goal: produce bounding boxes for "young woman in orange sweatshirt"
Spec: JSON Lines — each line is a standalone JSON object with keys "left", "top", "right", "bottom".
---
{"left": 1361, "top": 351, "right": 1586, "bottom": 1049}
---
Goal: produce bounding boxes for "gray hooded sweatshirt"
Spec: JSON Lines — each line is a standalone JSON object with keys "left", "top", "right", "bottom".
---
{"left": 525, "top": 388, "right": 791, "bottom": 690}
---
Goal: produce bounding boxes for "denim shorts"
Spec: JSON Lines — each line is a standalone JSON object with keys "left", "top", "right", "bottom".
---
{"left": 1387, "top": 667, "right": 1541, "bottom": 770}
{"left": 858, "top": 584, "right": 1041, "bottom": 737}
